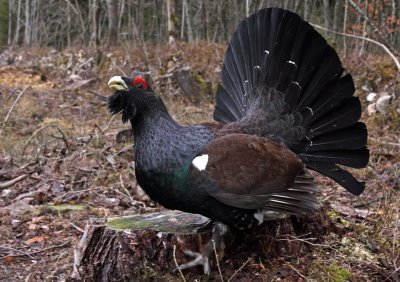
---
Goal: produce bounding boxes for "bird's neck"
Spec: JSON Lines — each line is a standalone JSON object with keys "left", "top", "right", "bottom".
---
{"left": 131, "top": 97, "right": 184, "bottom": 172}
{"left": 130, "top": 96, "right": 213, "bottom": 175}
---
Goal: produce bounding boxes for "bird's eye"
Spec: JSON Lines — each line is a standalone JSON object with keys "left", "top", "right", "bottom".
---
{"left": 133, "top": 77, "right": 147, "bottom": 90}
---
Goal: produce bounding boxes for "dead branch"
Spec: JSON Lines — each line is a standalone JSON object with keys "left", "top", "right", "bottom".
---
{"left": 227, "top": 258, "right": 251, "bottom": 282}
{"left": 86, "top": 90, "right": 108, "bottom": 102}
{"left": 346, "top": 0, "right": 399, "bottom": 57}
{"left": 23, "top": 124, "right": 69, "bottom": 155}
{"left": 0, "top": 174, "right": 28, "bottom": 189}
{"left": 0, "top": 85, "right": 30, "bottom": 137}
{"left": 71, "top": 221, "right": 91, "bottom": 280}
{"left": 0, "top": 241, "right": 70, "bottom": 259}
{"left": 310, "top": 23, "right": 400, "bottom": 73}
{"left": 0, "top": 245, "right": 36, "bottom": 260}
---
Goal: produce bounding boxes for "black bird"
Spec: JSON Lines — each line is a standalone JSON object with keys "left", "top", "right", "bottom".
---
{"left": 107, "top": 8, "right": 368, "bottom": 273}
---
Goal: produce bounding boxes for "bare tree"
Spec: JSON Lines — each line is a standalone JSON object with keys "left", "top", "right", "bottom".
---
{"left": 106, "top": 0, "right": 119, "bottom": 46}
{"left": 343, "top": 0, "right": 348, "bottom": 56}
{"left": 322, "top": 0, "right": 330, "bottom": 33}
{"left": 304, "top": 0, "right": 310, "bottom": 21}
{"left": 166, "top": 0, "right": 176, "bottom": 45}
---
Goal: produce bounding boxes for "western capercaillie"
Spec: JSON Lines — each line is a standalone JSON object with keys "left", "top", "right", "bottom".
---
{"left": 107, "top": 8, "right": 368, "bottom": 274}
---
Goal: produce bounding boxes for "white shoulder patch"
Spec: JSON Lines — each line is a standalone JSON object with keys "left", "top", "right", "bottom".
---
{"left": 254, "top": 212, "right": 264, "bottom": 225}
{"left": 192, "top": 154, "right": 209, "bottom": 171}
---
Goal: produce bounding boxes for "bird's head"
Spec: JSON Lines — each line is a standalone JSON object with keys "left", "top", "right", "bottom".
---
{"left": 107, "top": 76, "right": 154, "bottom": 123}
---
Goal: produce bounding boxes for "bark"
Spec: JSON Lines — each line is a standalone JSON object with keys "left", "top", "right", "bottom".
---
{"left": 322, "top": 0, "right": 330, "bottom": 33}
{"left": 183, "top": 0, "right": 193, "bottom": 42}
{"left": 89, "top": 0, "right": 98, "bottom": 47}
{"left": 72, "top": 207, "right": 337, "bottom": 281}
{"left": 333, "top": 1, "right": 340, "bottom": 42}
{"left": 173, "top": 67, "right": 207, "bottom": 105}
{"left": 24, "top": 0, "right": 30, "bottom": 45}
{"left": 202, "top": 0, "right": 209, "bottom": 41}
{"left": 166, "top": 0, "right": 175, "bottom": 46}
{"left": 106, "top": 0, "right": 119, "bottom": 47}
{"left": 7, "top": 0, "right": 12, "bottom": 45}
{"left": 343, "top": 0, "right": 348, "bottom": 56}
{"left": 359, "top": 0, "right": 369, "bottom": 56}
{"left": 67, "top": 0, "right": 71, "bottom": 48}
{"left": 304, "top": 0, "right": 310, "bottom": 21}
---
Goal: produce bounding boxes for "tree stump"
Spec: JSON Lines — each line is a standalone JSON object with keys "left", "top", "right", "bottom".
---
{"left": 173, "top": 67, "right": 207, "bottom": 105}
{"left": 70, "top": 207, "right": 337, "bottom": 281}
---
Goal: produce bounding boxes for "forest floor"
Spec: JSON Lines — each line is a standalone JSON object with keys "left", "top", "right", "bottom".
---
{"left": 0, "top": 43, "right": 399, "bottom": 281}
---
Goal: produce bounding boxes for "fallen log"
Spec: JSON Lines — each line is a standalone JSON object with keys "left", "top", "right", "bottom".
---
{"left": 71, "top": 206, "right": 337, "bottom": 281}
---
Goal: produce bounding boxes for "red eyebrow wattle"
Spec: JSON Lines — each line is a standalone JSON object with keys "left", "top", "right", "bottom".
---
{"left": 133, "top": 77, "right": 147, "bottom": 89}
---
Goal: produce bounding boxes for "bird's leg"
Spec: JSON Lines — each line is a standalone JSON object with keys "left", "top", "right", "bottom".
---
{"left": 178, "top": 222, "right": 227, "bottom": 275}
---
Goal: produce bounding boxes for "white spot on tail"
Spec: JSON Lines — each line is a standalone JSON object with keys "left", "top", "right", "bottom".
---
{"left": 264, "top": 50, "right": 270, "bottom": 54}
{"left": 192, "top": 154, "right": 209, "bottom": 171}
{"left": 305, "top": 106, "right": 314, "bottom": 115}
{"left": 287, "top": 60, "right": 297, "bottom": 67}
{"left": 254, "top": 212, "right": 264, "bottom": 225}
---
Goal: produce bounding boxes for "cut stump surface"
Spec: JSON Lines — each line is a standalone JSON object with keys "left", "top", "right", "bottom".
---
{"left": 71, "top": 207, "right": 336, "bottom": 281}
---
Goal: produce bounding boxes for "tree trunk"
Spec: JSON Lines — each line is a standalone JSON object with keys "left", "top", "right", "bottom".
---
{"left": 24, "top": 0, "right": 30, "bottom": 45}
{"left": 333, "top": 1, "right": 341, "bottom": 42}
{"left": 166, "top": 0, "right": 176, "bottom": 46}
{"left": 304, "top": 0, "right": 310, "bottom": 21}
{"left": 343, "top": 0, "right": 348, "bottom": 56}
{"left": 89, "top": 0, "right": 98, "bottom": 47}
{"left": 359, "top": 0, "right": 369, "bottom": 56}
{"left": 106, "top": 0, "right": 119, "bottom": 47}
{"left": 7, "top": 0, "right": 12, "bottom": 45}
{"left": 322, "top": 0, "right": 330, "bottom": 35}
{"left": 184, "top": 0, "right": 193, "bottom": 42}
{"left": 71, "top": 207, "right": 337, "bottom": 281}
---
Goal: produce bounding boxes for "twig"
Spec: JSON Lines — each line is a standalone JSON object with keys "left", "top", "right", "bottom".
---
{"left": 0, "top": 240, "right": 70, "bottom": 259}
{"left": 0, "top": 85, "right": 29, "bottom": 137}
{"left": 212, "top": 239, "right": 224, "bottom": 282}
{"left": 71, "top": 222, "right": 90, "bottom": 280}
{"left": 346, "top": 0, "right": 399, "bottom": 57}
{"left": 285, "top": 263, "right": 308, "bottom": 280}
{"left": 15, "top": 240, "right": 71, "bottom": 257}
{"left": 70, "top": 222, "right": 85, "bottom": 233}
{"left": 101, "top": 115, "right": 116, "bottom": 134}
{"left": 87, "top": 90, "right": 108, "bottom": 102}
{"left": 0, "top": 174, "right": 28, "bottom": 189}
{"left": 119, "top": 174, "right": 134, "bottom": 201}
{"left": 173, "top": 245, "right": 186, "bottom": 282}
{"left": 310, "top": 23, "right": 400, "bottom": 72}
{"left": 22, "top": 125, "right": 58, "bottom": 154}
{"left": 277, "top": 234, "right": 337, "bottom": 250}
{"left": 0, "top": 245, "right": 36, "bottom": 260}
{"left": 227, "top": 258, "right": 251, "bottom": 282}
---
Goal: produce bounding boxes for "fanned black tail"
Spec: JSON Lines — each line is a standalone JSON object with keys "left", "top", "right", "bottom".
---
{"left": 213, "top": 8, "right": 369, "bottom": 195}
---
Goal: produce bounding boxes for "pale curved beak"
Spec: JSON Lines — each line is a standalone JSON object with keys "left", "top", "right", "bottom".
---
{"left": 108, "top": 76, "right": 128, "bottom": 91}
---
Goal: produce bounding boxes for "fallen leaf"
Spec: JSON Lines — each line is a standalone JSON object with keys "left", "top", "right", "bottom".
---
{"left": 25, "top": 235, "right": 46, "bottom": 245}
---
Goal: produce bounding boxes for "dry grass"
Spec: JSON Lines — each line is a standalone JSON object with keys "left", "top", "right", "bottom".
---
{"left": 0, "top": 43, "right": 399, "bottom": 281}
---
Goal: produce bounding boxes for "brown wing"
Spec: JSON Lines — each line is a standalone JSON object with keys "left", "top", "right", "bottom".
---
{"left": 196, "top": 133, "right": 318, "bottom": 213}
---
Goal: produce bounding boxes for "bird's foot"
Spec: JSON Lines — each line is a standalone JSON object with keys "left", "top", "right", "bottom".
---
{"left": 175, "top": 222, "right": 227, "bottom": 275}
{"left": 178, "top": 249, "right": 211, "bottom": 275}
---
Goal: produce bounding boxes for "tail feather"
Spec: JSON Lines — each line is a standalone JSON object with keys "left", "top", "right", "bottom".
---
{"left": 307, "top": 162, "right": 366, "bottom": 195}
{"left": 311, "top": 74, "right": 355, "bottom": 121}
{"left": 299, "top": 148, "right": 369, "bottom": 168}
{"left": 310, "top": 97, "right": 361, "bottom": 137}
{"left": 302, "top": 123, "right": 367, "bottom": 152}
{"left": 213, "top": 8, "right": 369, "bottom": 195}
